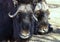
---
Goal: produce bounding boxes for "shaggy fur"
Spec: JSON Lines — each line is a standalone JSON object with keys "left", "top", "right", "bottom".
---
{"left": 34, "top": 0, "right": 50, "bottom": 34}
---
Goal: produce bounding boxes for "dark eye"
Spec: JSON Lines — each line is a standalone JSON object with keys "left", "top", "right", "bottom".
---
{"left": 35, "top": 10, "right": 40, "bottom": 15}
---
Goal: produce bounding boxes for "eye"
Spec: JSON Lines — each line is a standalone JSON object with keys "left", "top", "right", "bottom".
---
{"left": 35, "top": 10, "right": 40, "bottom": 15}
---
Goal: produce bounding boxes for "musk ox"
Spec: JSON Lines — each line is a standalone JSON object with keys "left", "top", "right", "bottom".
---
{"left": 8, "top": 3, "right": 35, "bottom": 40}
{"left": 34, "top": 0, "right": 51, "bottom": 34}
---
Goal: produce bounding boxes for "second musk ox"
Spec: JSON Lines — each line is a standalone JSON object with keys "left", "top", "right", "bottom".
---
{"left": 34, "top": 0, "right": 52, "bottom": 34}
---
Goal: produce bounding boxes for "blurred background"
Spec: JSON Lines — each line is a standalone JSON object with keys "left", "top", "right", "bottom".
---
{"left": 46, "top": 0, "right": 60, "bottom": 27}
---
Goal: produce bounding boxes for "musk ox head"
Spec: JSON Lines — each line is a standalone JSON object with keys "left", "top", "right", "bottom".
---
{"left": 12, "top": 4, "right": 34, "bottom": 39}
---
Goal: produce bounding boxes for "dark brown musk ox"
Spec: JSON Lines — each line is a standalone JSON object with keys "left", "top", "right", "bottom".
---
{"left": 8, "top": 0, "right": 35, "bottom": 40}
{"left": 34, "top": 0, "right": 53, "bottom": 34}
{"left": 0, "top": 0, "right": 14, "bottom": 42}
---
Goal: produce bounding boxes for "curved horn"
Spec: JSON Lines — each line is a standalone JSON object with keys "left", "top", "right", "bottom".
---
{"left": 8, "top": 9, "right": 19, "bottom": 18}
{"left": 32, "top": 14, "right": 38, "bottom": 22}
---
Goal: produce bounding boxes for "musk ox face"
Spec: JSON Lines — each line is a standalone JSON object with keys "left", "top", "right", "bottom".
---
{"left": 35, "top": 10, "right": 49, "bottom": 34}
{"left": 33, "top": 1, "right": 50, "bottom": 34}
{"left": 13, "top": 4, "right": 34, "bottom": 39}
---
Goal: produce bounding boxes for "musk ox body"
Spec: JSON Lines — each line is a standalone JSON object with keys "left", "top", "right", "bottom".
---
{"left": 0, "top": 0, "right": 14, "bottom": 41}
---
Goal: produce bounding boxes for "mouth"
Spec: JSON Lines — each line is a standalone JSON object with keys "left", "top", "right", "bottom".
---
{"left": 38, "top": 26, "right": 49, "bottom": 34}
{"left": 19, "top": 29, "right": 31, "bottom": 39}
